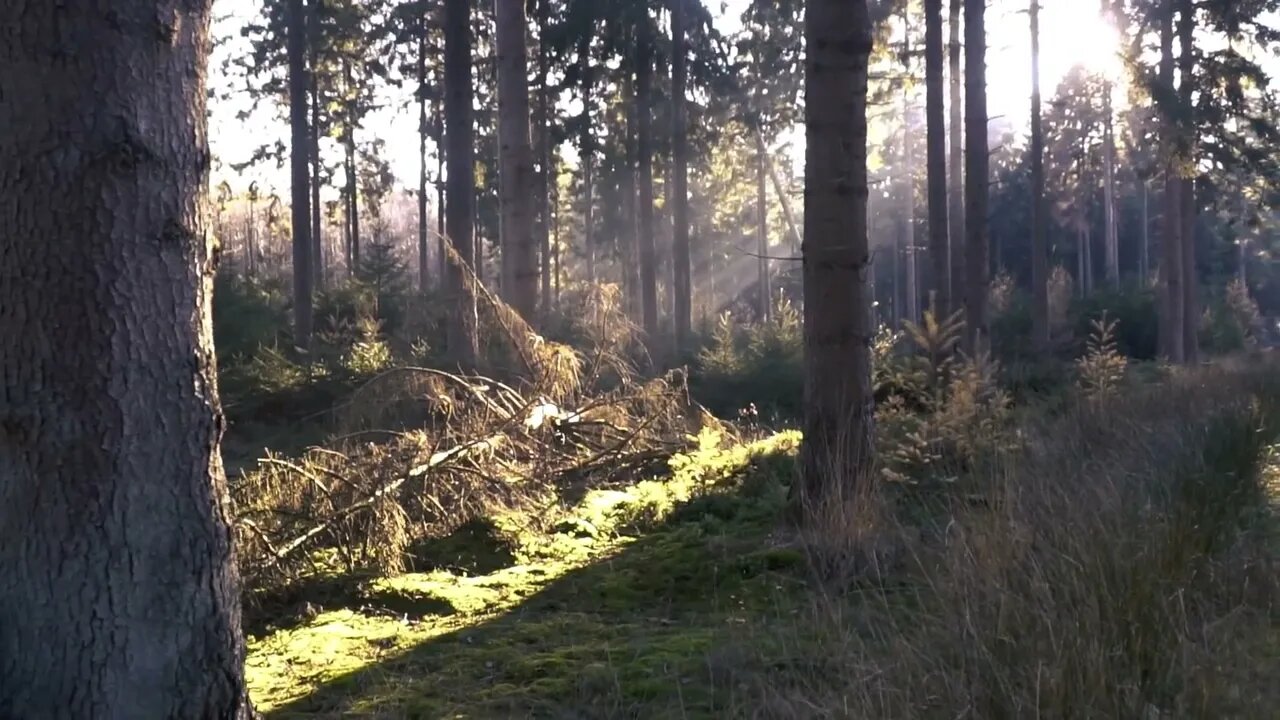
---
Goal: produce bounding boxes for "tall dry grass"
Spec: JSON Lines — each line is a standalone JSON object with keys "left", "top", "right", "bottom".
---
{"left": 750, "top": 357, "right": 1280, "bottom": 719}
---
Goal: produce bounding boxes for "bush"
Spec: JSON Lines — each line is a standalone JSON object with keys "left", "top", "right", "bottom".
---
{"left": 213, "top": 268, "right": 290, "bottom": 364}
{"left": 1071, "top": 284, "right": 1159, "bottom": 360}
{"left": 1199, "top": 279, "right": 1262, "bottom": 355}
{"left": 692, "top": 300, "right": 803, "bottom": 421}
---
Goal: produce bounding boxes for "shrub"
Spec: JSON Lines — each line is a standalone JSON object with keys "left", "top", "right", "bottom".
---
{"left": 692, "top": 300, "right": 803, "bottom": 421}
{"left": 1071, "top": 284, "right": 1159, "bottom": 360}
{"left": 1199, "top": 279, "right": 1262, "bottom": 355}
{"left": 213, "top": 268, "right": 290, "bottom": 364}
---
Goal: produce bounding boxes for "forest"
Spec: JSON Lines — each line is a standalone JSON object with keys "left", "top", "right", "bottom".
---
{"left": 1, "top": 0, "right": 1279, "bottom": 717}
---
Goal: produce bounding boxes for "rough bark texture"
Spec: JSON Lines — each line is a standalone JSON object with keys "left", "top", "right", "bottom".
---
{"left": 0, "top": 1, "right": 253, "bottom": 716}
{"left": 925, "top": 0, "right": 950, "bottom": 318}
{"left": 963, "top": 0, "right": 989, "bottom": 354}
{"left": 495, "top": 0, "right": 538, "bottom": 320}
{"left": 796, "top": 0, "right": 876, "bottom": 510}
{"left": 671, "top": 0, "right": 692, "bottom": 354}
{"left": 948, "top": 0, "right": 965, "bottom": 322}
{"left": 637, "top": 18, "right": 660, "bottom": 339}
{"left": 289, "top": 0, "right": 314, "bottom": 350}
{"left": 1178, "top": 0, "right": 1199, "bottom": 362}
{"left": 1029, "top": 0, "right": 1049, "bottom": 349}
{"left": 445, "top": 0, "right": 479, "bottom": 366}
{"left": 1159, "top": 0, "right": 1185, "bottom": 362}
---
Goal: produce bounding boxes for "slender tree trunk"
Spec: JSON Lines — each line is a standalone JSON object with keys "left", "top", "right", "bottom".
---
{"left": 1178, "top": 0, "right": 1198, "bottom": 361}
{"left": 536, "top": 0, "right": 553, "bottom": 321}
{"left": 963, "top": 0, "right": 989, "bottom": 353}
{"left": 578, "top": 30, "right": 596, "bottom": 287}
{"left": 289, "top": 0, "right": 314, "bottom": 350}
{"left": 1140, "top": 178, "right": 1150, "bottom": 283}
{"left": 671, "top": 0, "right": 692, "bottom": 353}
{"left": 902, "top": 6, "right": 919, "bottom": 326}
{"left": 948, "top": 0, "right": 965, "bottom": 322}
{"left": 1077, "top": 225, "right": 1087, "bottom": 298}
{"left": 495, "top": 0, "right": 538, "bottom": 319}
{"left": 436, "top": 124, "right": 447, "bottom": 283}
{"left": 0, "top": 1, "right": 253, "bottom": 714}
{"left": 757, "top": 130, "right": 803, "bottom": 253}
{"left": 1029, "top": 0, "right": 1048, "bottom": 348}
{"left": 342, "top": 59, "right": 360, "bottom": 273}
{"left": 925, "top": 0, "right": 950, "bottom": 318}
{"left": 796, "top": 0, "right": 875, "bottom": 511}
{"left": 1084, "top": 222, "right": 1093, "bottom": 294}
{"left": 418, "top": 24, "right": 431, "bottom": 292}
{"left": 637, "top": 16, "right": 659, "bottom": 339}
{"left": 622, "top": 42, "right": 641, "bottom": 322}
{"left": 445, "top": 0, "right": 479, "bottom": 366}
{"left": 1104, "top": 87, "right": 1119, "bottom": 288}
{"left": 309, "top": 0, "right": 324, "bottom": 291}
{"left": 1159, "top": 0, "right": 1184, "bottom": 362}
{"left": 756, "top": 132, "right": 772, "bottom": 322}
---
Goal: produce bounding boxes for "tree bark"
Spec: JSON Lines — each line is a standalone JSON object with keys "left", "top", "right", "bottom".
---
{"left": 963, "top": 0, "right": 989, "bottom": 354}
{"left": 535, "top": 0, "right": 553, "bottom": 321}
{"left": 1159, "top": 0, "right": 1185, "bottom": 362}
{"left": 948, "top": 0, "right": 965, "bottom": 324}
{"left": 1140, "top": 178, "right": 1150, "bottom": 283}
{"left": 902, "top": 6, "right": 919, "bottom": 326}
{"left": 418, "top": 20, "right": 431, "bottom": 292}
{"left": 926, "top": 0, "right": 950, "bottom": 318}
{"left": 671, "top": 0, "right": 692, "bottom": 353}
{"left": 1103, "top": 89, "right": 1119, "bottom": 289}
{"left": 1029, "top": 0, "right": 1049, "bottom": 349}
{"left": 495, "top": 0, "right": 538, "bottom": 320}
{"left": 342, "top": 59, "right": 360, "bottom": 273}
{"left": 578, "top": 27, "right": 597, "bottom": 288}
{"left": 637, "top": 16, "right": 660, "bottom": 339}
{"left": 756, "top": 132, "right": 772, "bottom": 322}
{"left": 796, "top": 0, "right": 875, "bottom": 512}
{"left": 445, "top": 0, "right": 479, "bottom": 366}
{"left": 0, "top": 1, "right": 253, "bottom": 715}
{"left": 1178, "top": 0, "right": 1198, "bottom": 361}
{"left": 289, "top": 0, "right": 314, "bottom": 351}
{"left": 622, "top": 38, "right": 641, "bottom": 322}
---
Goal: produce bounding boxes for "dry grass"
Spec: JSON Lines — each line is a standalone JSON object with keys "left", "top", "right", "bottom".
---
{"left": 740, "top": 357, "right": 1280, "bottom": 719}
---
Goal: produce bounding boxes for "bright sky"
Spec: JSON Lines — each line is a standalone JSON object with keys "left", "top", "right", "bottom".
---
{"left": 208, "top": 0, "right": 1127, "bottom": 196}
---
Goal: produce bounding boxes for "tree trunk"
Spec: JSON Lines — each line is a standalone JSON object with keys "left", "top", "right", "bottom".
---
{"left": 902, "top": 6, "right": 919, "bottom": 326}
{"left": 1140, "top": 178, "right": 1150, "bottom": 283}
{"left": 1178, "top": 0, "right": 1198, "bottom": 362}
{"left": 926, "top": 0, "right": 950, "bottom": 318}
{"left": 756, "top": 132, "right": 772, "bottom": 322}
{"left": 796, "top": 0, "right": 875, "bottom": 512}
{"left": 948, "top": 0, "right": 965, "bottom": 324}
{"left": 637, "top": 16, "right": 659, "bottom": 339}
{"left": 536, "top": 0, "right": 553, "bottom": 321}
{"left": 445, "top": 0, "right": 479, "bottom": 366}
{"left": 671, "top": 0, "right": 692, "bottom": 353}
{"left": 578, "top": 29, "right": 597, "bottom": 288}
{"left": 1077, "top": 226, "right": 1087, "bottom": 298}
{"left": 495, "top": 0, "right": 538, "bottom": 319}
{"left": 342, "top": 59, "right": 360, "bottom": 273}
{"left": 418, "top": 22, "right": 431, "bottom": 292}
{"left": 309, "top": 0, "right": 324, "bottom": 291}
{"left": 963, "top": 0, "right": 989, "bottom": 354}
{"left": 622, "top": 40, "right": 641, "bottom": 322}
{"left": 1029, "top": 0, "right": 1049, "bottom": 349}
{"left": 288, "top": 0, "right": 314, "bottom": 351}
{"left": 0, "top": 2, "right": 253, "bottom": 715}
{"left": 1104, "top": 86, "right": 1119, "bottom": 289}
{"left": 1159, "top": 0, "right": 1184, "bottom": 362}
{"left": 436, "top": 124, "right": 447, "bottom": 283}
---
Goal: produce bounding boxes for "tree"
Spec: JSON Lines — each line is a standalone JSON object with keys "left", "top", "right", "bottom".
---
{"left": 1159, "top": 0, "right": 1185, "bottom": 362}
{"left": 963, "top": 0, "right": 989, "bottom": 354}
{"left": 495, "top": 0, "right": 539, "bottom": 319}
{"left": 925, "top": 0, "right": 949, "bottom": 317}
{"left": 446, "top": 0, "right": 480, "bottom": 366}
{"left": 672, "top": 0, "right": 693, "bottom": 354}
{"left": 0, "top": 1, "right": 253, "bottom": 715}
{"left": 1178, "top": 0, "right": 1199, "bottom": 361}
{"left": 289, "top": 0, "right": 315, "bottom": 351}
{"left": 1030, "top": 0, "right": 1049, "bottom": 349}
{"left": 637, "top": 11, "right": 660, "bottom": 339}
{"left": 796, "top": 0, "right": 876, "bottom": 511}
{"left": 948, "top": 0, "right": 965, "bottom": 325}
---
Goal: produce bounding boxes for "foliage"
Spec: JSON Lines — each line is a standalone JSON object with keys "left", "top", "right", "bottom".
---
{"left": 1199, "top": 278, "right": 1263, "bottom": 355}
{"left": 692, "top": 299, "right": 803, "bottom": 421}
{"left": 1076, "top": 313, "right": 1129, "bottom": 398}
{"left": 213, "top": 268, "right": 291, "bottom": 363}
{"left": 1070, "top": 284, "right": 1160, "bottom": 360}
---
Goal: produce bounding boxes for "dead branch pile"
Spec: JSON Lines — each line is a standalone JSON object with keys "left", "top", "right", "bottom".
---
{"left": 231, "top": 274, "right": 722, "bottom": 594}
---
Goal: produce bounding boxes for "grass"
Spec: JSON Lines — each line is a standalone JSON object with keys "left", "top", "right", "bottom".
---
{"left": 244, "top": 358, "right": 1280, "bottom": 719}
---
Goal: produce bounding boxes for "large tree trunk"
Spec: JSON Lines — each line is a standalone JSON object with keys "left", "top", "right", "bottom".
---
{"left": 418, "top": 21, "right": 431, "bottom": 292}
{"left": 0, "top": 1, "right": 253, "bottom": 715}
{"left": 495, "top": 0, "right": 538, "bottom": 320}
{"left": 1178, "top": 0, "right": 1199, "bottom": 361}
{"left": 963, "top": 0, "right": 989, "bottom": 354}
{"left": 289, "top": 0, "right": 314, "bottom": 351}
{"left": 1029, "top": 0, "right": 1049, "bottom": 349}
{"left": 948, "top": 0, "right": 965, "bottom": 323}
{"left": 925, "top": 0, "right": 950, "bottom": 318}
{"left": 796, "top": 0, "right": 875, "bottom": 512}
{"left": 578, "top": 29, "right": 597, "bottom": 288}
{"left": 756, "top": 132, "right": 772, "bottom": 322}
{"left": 637, "top": 17, "right": 659, "bottom": 339}
{"left": 445, "top": 0, "right": 479, "bottom": 366}
{"left": 309, "top": 0, "right": 324, "bottom": 291}
{"left": 1159, "top": 0, "right": 1184, "bottom": 362}
{"left": 671, "top": 0, "right": 692, "bottom": 354}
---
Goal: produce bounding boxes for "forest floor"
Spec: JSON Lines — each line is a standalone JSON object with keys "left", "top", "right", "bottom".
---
{"left": 241, "top": 360, "right": 1280, "bottom": 719}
